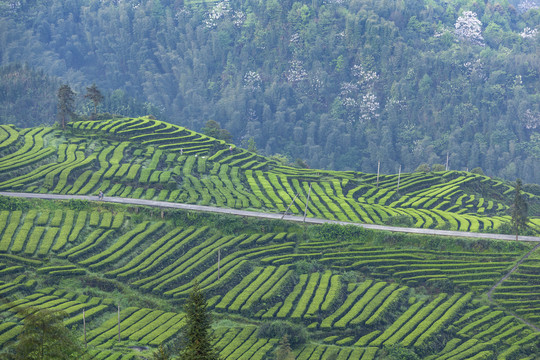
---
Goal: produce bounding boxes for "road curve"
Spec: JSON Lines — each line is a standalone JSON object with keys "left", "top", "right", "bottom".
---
{"left": 1, "top": 191, "right": 539, "bottom": 243}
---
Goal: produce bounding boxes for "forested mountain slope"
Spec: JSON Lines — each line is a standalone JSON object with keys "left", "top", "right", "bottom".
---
{"left": 0, "top": 0, "right": 539, "bottom": 183}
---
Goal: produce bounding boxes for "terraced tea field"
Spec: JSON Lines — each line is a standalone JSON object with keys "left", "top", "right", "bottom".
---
{"left": 0, "top": 118, "right": 537, "bottom": 235}
{"left": 0, "top": 118, "right": 538, "bottom": 359}
{"left": 0, "top": 203, "right": 538, "bottom": 359}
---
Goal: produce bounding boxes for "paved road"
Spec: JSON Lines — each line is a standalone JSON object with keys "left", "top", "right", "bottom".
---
{"left": 2, "top": 191, "right": 539, "bottom": 242}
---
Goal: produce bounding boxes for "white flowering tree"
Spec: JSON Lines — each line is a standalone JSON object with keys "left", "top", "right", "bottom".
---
{"left": 285, "top": 60, "right": 308, "bottom": 84}
{"left": 338, "top": 64, "right": 380, "bottom": 124}
{"left": 204, "top": 0, "right": 245, "bottom": 29}
{"left": 522, "top": 109, "right": 540, "bottom": 130}
{"left": 518, "top": 0, "right": 539, "bottom": 13}
{"left": 463, "top": 59, "right": 485, "bottom": 80}
{"left": 243, "top": 71, "right": 262, "bottom": 91}
{"left": 455, "top": 11, "right": 484, "bottom": 46}
{"left": 520, "top": 27, "right": 538, "bottom": 39}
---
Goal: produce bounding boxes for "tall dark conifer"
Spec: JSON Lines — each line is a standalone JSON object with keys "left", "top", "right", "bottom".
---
{"left": 57, "top": 84, "right": 75, "bottom": 129}
{"left": 180, "top": 281, "right": 219, "bottom": 360}
{"left": 152, "top": 344, "right": 169, "bottom": 360}
{"left": 14, "top": 308, "right": 83, "bottom": 360}
{"left": 84, "top": 83, "right": 104, "bottom": 116}
{"left": 275, "top": 335, "right": 294, "bottom": 360}
{"left": 511, "top": 178, "right": 528, "bottom": 241}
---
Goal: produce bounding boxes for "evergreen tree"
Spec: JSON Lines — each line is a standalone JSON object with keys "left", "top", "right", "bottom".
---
{"left": 180, "top": 281, "right": 219, "bottom": 360}
{"left": 57, "top": 84, "right": 76, "bottom": 129}
{"left": 247, "top": 138, "right": 258, "bottom": 153}
{"left": 84, "top": 83, "right": 104, "bottom": 116}
{"left": 201, "top": 120, "right": 232, "bottom": 142}
{"left": 14, "top": 308, "right": 83, "bottom": 360}
{"left": 511, "top": 178, "right": 528, "bottom": 241}
{"left": 275, "top": 335, "right": 294, "bottom": 360}
{"left": 152, "top": 344, "right": 169, "bottom": 360}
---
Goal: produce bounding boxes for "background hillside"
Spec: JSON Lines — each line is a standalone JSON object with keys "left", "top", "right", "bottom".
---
{"left": 0, "top": 0, "right": 539, "bottom": 183}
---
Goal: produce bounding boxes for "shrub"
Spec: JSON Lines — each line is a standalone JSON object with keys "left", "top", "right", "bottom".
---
{"left": 295, "top": 260, "right": 321, "bottom": 274}
{"left": 431, "top": 164, "right": 446, "bottom": 172}
{"left": 257, "top": 321, "right": 308, "bottom": 348}
{"left": 316, "top": 223, "right": 365, "bottom": 242}
{"left": 384, "top": 215, "right": 414, "bottom": 227}
{"left": 383, "top": 344, "right": 419, "bottom": 360}
{"left": 415, "top": 164, "right": 430, "bottom": 172}
{"left": 0, "top": 196, "right": 31, "bottom": 211}
{"left": 67, "top": 199, "right": 89, "bottom": 211}
{"left": 470, "top": 167, "right": 484, "bottom": 175}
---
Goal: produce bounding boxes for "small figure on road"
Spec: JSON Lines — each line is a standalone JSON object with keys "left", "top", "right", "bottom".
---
{"left": 98, "top": 190, "right": 103, "bottom": 200}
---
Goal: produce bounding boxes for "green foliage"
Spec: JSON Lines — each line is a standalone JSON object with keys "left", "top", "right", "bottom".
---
{"left": 274, "top": 335, "right": 294, "bottom": 360}
{"left": 269, "top": 154, "right": 292, "bottom": 167}
{"left": 294, "top": 260, "right": 320, "bottom": 274}
{"left": 257, "top": 321, "right": 308, "bottom": 349}
{"left": 0, "top": 64, "right": 58, "bottom": 128}
{"left": 57, "top": 84, "right": 75, "bottom": 129}
{"left": 201, "top": 120, "right": 232, "bottom": 142}
{"left": 384, "top": 215, "right": 415, "bottom": 227}
{"left": 14, "top": 308, "right": 83, "bottom": 360}
{"left": 471, "top": 167, "right": 484, "bottom": 175}
{"left": 247, "top": 138, "right": 257, "bottom": 154}
{"left": 0, "top": 196, "right": 31, "bottom": 211}
{"left": 180, "top": 281, "right": 218, "bottom": 360}
{"left": 316, "top": 223, "right": 365, "bottom": 243}
{"left": 431, "top": 164, "right": 446, "bottom": 172}
{"left": 415, "top": 164, "right": 430, "bottom": 173}
{"left": 383, "top": 344, "right": 419, "bottom": 360}
{"left": 84, "top": 83, "right": 104, "bottom": 115}
{"left": 511, "top": 179, "right": 529, "bottom": 238}
{"left": 67, "top": 199, "right": 89, "bottom": 211}
{"left": 152, "top": 344, "right": 170, "bottom": 360}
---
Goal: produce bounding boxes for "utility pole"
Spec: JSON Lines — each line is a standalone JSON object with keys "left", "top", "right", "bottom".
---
{"left": 281, "top": 192, "right": 300, "bottom": 219}
{"left": 217, "top": 248, "right": 221, "bottom": 280}
{"left": 397, "top": 165, "right": 401, "bottom": 192}
{"left": 377, "top": 161, "right": 380, "bottom": 188}
{"left": 303, "top": 183, "right": 312, "bottom": 223}
{"left": 83, "top": 308, "right": 87, "bottom": 348}
{"left": 118, "top": 305, "right": 121, "bottom": 342}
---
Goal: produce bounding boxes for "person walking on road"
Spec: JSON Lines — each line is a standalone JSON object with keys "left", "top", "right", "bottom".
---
{"left": 98, "top": 190, "right": 103, "bottom": 200}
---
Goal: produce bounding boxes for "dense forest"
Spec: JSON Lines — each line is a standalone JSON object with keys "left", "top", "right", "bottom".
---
{"left": 0, "top": 0, "right": 538, "bottom": 183}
